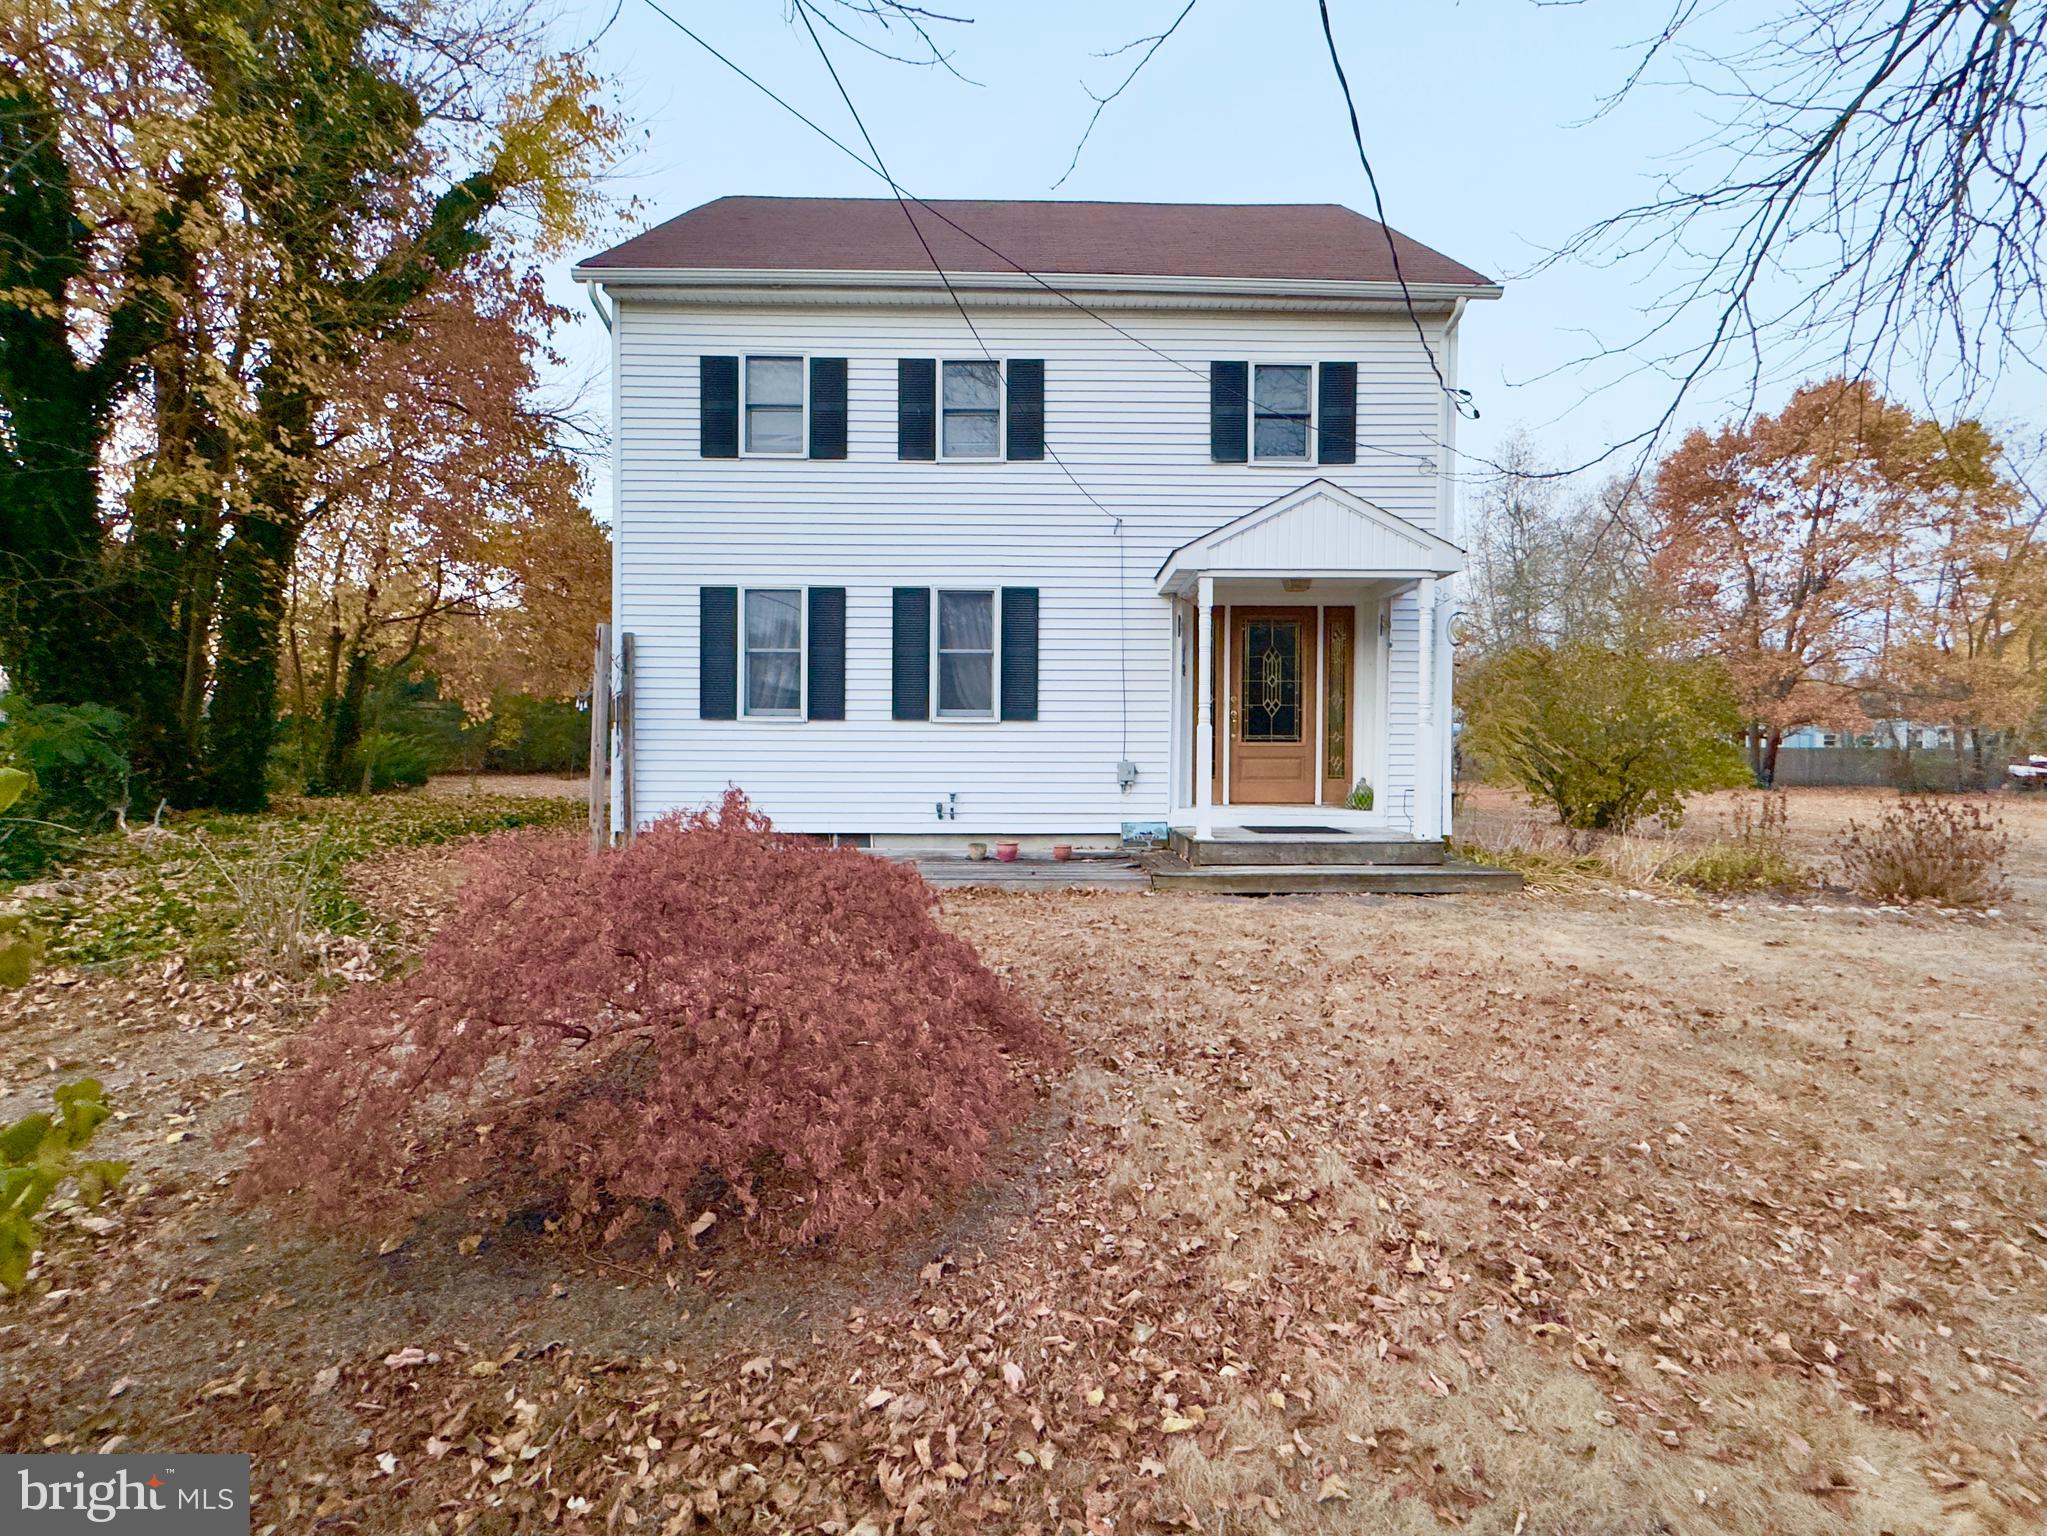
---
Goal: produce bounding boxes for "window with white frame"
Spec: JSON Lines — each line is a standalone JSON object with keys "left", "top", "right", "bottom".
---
{"left": 744, "top": 356, "right": 805, "bottom": 454}
{"left": 743, "top": 588, "right": 802, "bottom": 715}
{"left": 935, "top": 589, "right": 996, "bottom": 717}
{"left": 1252, "top": 363, "right": 1313, "bottom": 461}
{"left": 940, "top": 360, "right": 1001, "bottom": 459}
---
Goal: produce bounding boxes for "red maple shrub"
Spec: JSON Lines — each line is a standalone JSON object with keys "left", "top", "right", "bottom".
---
{"left": 236, "top": 791, "right": 1066, "bottom": 1248}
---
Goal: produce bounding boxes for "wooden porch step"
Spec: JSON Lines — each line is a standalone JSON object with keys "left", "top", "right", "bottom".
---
{"left": 1168, "top": 830, "right": 1447, "bottom": 867}
{"left": 1144, "top": 853, "right": 1521, "bottom": 895}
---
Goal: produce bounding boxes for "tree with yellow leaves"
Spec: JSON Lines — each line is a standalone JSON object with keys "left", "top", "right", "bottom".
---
{"left": 0, "top": 0, "right": 620, "bottom": 808}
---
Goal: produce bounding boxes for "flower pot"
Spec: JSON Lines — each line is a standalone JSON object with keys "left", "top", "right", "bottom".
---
{"left": 965, "top": 841, "right": 988, "bottom": 862}
{"left": 994, "top": 840, "right": 1020, "bottom": 863}
{"left": 1051, "top": 844, "right": 1073, "bottom": 862}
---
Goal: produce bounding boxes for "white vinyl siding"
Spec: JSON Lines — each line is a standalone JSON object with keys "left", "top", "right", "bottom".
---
{"left": 612, "top": 300, "right": 1452, "bottom": 834}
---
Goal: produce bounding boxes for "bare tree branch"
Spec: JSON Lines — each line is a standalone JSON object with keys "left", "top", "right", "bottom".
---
{"left": 1530, "top": 0, "right": 2047, "bottom": 475}
{"left": 1051, "top": 0, "right": 1198, "bottom": 190}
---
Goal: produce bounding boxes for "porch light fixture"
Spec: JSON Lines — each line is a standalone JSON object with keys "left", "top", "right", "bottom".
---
{"left": 1281, "top": 578, "right": 1311, "bottom": 592}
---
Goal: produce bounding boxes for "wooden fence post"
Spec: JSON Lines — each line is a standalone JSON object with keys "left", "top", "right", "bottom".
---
{"left": 589, "top": 623, "right": 611, "bottom": 850}
{"left": 618, "top": 632, "right": 636, "bottom": 844}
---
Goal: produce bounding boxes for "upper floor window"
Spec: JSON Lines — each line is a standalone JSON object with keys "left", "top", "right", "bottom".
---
{"left": 744, "top": 587, "right": 803, "bottom": 715}
{"left": 1252, "top": 364, "right": 1313, "bottom": 462}
{"left": 935, "top": 589, "right": 996, "bottom": 716}
{"left": 941, "top": 361, "right": 1002, "bottom": 459}
{"left": 744, "top": 355, "right": 805, "bottom": 455}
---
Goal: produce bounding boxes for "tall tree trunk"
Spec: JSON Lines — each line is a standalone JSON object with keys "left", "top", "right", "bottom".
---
{"left": 207, "top": 377, "right": 311, "bottom": 810}
{"left": 315, "top": 646, "right": 372, "bottom": 795}
{"left": 0, "top": 67, "right": 125, "bottom": 712}
{"left": 1761, "top": 730, "right": 1782, "bottom": 787}
{"left": 207, "top": 510, "right": 297, "bottom": 810}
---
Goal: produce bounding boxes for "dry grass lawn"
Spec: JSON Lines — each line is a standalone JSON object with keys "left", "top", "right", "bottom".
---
{"left": 3, "top": 788, "right": 2045, "bottom": 1534}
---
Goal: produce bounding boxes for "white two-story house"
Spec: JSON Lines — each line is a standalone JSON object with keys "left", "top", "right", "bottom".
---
{"left": 574, "top": 197, "right": 1499, "bottom": 853}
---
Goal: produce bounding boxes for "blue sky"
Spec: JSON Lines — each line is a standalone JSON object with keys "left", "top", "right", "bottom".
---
{"left": 547, "top": 0, "right": 2042, "bottom": 500}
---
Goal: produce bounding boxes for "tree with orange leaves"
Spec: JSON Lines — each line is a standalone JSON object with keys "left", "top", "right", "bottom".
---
{"left": 285, "top": 260, "right": 609, "bottom": 794}
{"left": 1875, "top": 430, "right": 2046, "bottom": 776}
{"left": 1648, "top": 378, "right": 2006, "bottom": 782}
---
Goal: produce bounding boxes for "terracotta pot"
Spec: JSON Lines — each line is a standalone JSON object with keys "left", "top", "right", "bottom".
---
{"left": 965, "top": 841, "right": 988, "bottom": 862}
{"left": 994, "top": 840, "right": 1020, "bottom": 863}
{"left": 1051, "top": 844, "right": 1073, "bottom": 862}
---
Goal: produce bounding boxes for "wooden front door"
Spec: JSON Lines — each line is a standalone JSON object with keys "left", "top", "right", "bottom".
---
{"left": 1226, "top": 606, "right": 1318, "bottom": 804}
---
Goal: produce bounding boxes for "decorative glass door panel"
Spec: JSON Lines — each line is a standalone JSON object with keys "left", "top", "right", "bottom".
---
{"left": 1241, "top": 621, "right": 1303, "bottom": 742}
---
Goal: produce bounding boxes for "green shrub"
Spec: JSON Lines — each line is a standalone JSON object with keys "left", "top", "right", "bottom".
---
{"left": 1460, "top": 643, "right": 1752, "bottom": 832}
{"left": 347, "top": 730, "right": 436, "bottom": 791}
{"left": 0, "top": 912, "right": 42, "bottom": 987}
{"left": 1660, "top": 841, "right": 1811, "bottom": 894}
{"left": 1659, "top": 792, "right": 1813, "bottom": 894}
{"left": 483, "top": 694, "right": 589, "bottom": 775}
{"left": 1, "top": 1080, "right": 127, "bottom": 1290}
{"left": 0, "top": 695, "right": 132, "bottom": 877}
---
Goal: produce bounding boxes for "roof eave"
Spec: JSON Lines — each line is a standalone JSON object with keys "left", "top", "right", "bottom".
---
{"left": 568, "top": 264, "right": 1502, "bottom": 304}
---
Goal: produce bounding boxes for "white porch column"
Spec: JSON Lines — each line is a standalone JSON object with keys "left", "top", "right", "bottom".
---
{"left": 1415, "top": 576, "right": 1438, "bottom": 839}
{"left": 1194, "top": 576, "right": 1215, "bottom": 839}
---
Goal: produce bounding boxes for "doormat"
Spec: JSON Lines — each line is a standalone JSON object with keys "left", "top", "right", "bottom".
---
{"left": 1240, "top": 824, "right": 1350, "bottom": 835}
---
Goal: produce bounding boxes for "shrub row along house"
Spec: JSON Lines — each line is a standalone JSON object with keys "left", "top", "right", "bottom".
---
{"left": 574, "top": 197, "right": 1499, "bottom": 853}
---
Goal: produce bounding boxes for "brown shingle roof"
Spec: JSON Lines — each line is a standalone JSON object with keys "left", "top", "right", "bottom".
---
{"left": 576, "top": 197, "right": 1494, "bottom": 287}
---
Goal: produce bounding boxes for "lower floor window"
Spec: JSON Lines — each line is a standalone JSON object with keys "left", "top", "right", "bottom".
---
{"left": 936, "top": 589, "right": 995, "bottom": 717}
{"left": 745, "top": 588, "right": 802, "bottom": 715}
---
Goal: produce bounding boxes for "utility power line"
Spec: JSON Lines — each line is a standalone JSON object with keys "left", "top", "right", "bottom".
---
{"left": 787, "top": 0, "right": 1133, "bottom": 758}
{"left": 634, "top": 0, "right": 1456, "bottom": 480}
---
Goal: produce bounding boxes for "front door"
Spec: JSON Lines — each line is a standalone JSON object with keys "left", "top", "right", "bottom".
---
{"left": 1226, "top": 606, "right": 1318, "bottom": 804}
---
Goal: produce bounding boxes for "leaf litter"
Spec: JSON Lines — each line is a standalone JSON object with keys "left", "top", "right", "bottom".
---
{"left": 3, "top": 813, "right": 2045, "bottom": 1534}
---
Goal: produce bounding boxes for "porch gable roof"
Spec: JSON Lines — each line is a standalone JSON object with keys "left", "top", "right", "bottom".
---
{"left": 1155, "top": 480, "right": 1464, "bottom": 595}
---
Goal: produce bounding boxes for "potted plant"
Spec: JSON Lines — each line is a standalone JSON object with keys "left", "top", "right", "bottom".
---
{"left": 1051, "top": 843, "right": 1073, "bottom": 862}
{"left": 966, "top": 840, "right": 988, "bottom": 861}
{"left": 994, "top": 840, "right": 1020, "bottom": 863}
{"left": 1347, "top": 778, "right": 1374, "bottom": 812}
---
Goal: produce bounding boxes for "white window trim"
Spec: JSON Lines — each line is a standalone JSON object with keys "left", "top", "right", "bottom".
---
{"left": 1250, "top": 361, "right": 1316, "bottom": 465}
{"left": 740, "top": 585, "right": 807, "bottom": 720}
{"left": 931, "top": 586, "right": 1001, "bottom": 721}
{"left": 740, "top": 353, "right": 809, "bottom": 459}
{"left": 935, "top": 358, "right": 1007, "bottom": 463}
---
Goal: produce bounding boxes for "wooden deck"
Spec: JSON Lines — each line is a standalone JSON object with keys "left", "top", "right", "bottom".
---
{"left": 897, "top": 847, "right": 1520, "bottom": 895}
{"left": 1142, "top": 851, "right": 1521, "bottom": 895}
{"left": 901, "top": 856, "right": 1153, "bottom": 890}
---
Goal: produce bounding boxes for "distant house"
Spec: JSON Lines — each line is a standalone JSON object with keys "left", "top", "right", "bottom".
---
{"left": 1781, "top": 721, "right": 1956, "bottom": 751}
{"left": 573, "top": 197, "right": 1500, "bottom": 852}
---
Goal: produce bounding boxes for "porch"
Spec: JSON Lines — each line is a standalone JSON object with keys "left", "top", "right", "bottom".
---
{"left": 1155, "top": 479, "right": 1463, "bottom": 847}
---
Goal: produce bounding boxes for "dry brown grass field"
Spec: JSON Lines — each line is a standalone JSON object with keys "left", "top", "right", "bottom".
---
{"left": 3, "top": 786, "right": 2044, "bottom": 1534}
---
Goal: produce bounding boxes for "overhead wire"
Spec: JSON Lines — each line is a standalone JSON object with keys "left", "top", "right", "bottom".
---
{"left": 635, "top": 0, "right": 1455, "bottom": 479}
{"left": 790, "top": 0, "right": 1133, "bottom": 758}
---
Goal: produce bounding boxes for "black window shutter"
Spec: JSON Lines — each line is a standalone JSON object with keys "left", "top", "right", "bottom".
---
{"left": 700, "top": 356, "right": 738, "bottom": 458}
{"left": 806, "top": 587, "right": 846, "bottom": 720}
{"left": 1006, "top": 359, "right": 1045, "bottom": 461}
{"left": 1210, "top": 361, "right": 1248, "bottom": 462}
{"left": 809, "top": 357, "right": 847, "bottom": 459}
{"left": 999, "top": 588, "right": 1039, "bottom": 721}
{"left": 897, "top": 359, "right": 936, "bottom": 460}
{"left": 1317, "top": 362, "right": 1357, "bottom": 465}
{"left": 699, "top": 586, "right": 737, "bottom": 719}
{"left": 891, "top": 588, "right": 930, "bottom": 719}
